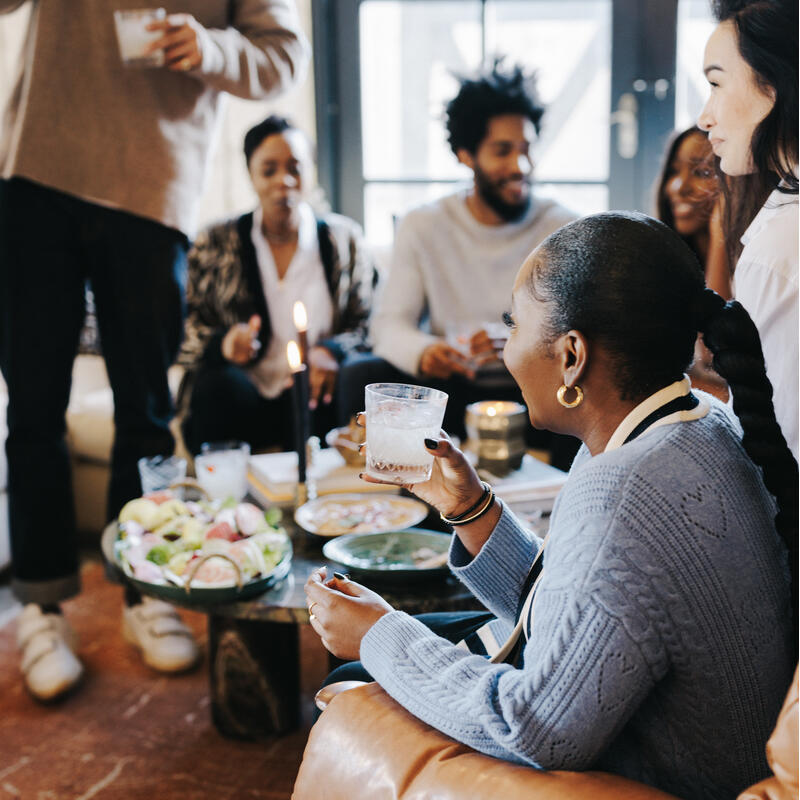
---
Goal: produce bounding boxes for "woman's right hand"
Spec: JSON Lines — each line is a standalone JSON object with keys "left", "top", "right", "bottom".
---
{"left": 221, "top": 315, "right": 261, "bottom": 365}
{"left": 357, "top": 415, "right": 484, "bottom": 519}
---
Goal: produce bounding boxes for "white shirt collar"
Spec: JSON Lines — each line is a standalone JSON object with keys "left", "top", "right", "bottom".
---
{"left": 604, "top": 376, "right": 709, "bottom": 453}
{"left": 251, "top": 202, "right": 317, "bottom": 268}
{"left": 741, "top": 185, "right": 799, "bottom": 248}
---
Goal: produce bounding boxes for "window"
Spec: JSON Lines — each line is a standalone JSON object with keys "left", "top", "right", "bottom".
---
{"left": 315, "top": 0, "right": 717, "bottom": 245}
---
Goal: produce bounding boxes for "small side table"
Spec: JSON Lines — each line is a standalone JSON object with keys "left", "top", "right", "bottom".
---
{"left": 101, "top": 520, "right": 486, "bottom": 739}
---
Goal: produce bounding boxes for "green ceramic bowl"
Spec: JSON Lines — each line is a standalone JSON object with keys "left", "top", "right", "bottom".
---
{"left": 322, "top": 529, "right": 451, "bottom": 583}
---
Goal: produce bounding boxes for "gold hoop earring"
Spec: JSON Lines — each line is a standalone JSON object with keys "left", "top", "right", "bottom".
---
{"left": 557, "top": 384, "right": 583, "bottom": 408}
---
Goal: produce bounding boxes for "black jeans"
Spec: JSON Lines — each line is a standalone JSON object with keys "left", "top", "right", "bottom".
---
{"left": 336, "top": 354, "right": 581, "bottom": 471}
{"left": 0, "top": 178, "right": 187, "bottom": 604}
{"left": 316, "top": 610, "right": 496, "bottom": 721}
{"left": 181, "top": 362, "right": 340, "bottom": 456}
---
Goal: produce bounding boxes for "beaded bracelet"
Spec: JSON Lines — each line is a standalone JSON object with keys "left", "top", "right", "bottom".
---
{"left": 442, "top": 481, "right": 491, "bottom": 523}
{"left": 441, "top": 487, "right": 496, "bottom": 526}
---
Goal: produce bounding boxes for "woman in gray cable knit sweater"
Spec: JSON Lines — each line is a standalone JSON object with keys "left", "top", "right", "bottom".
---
{"left": 304, "top": 212, "right": 796, "bottom": 799}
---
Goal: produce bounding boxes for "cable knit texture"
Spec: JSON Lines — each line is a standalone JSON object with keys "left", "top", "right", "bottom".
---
{"left": 360, "top": 401, "right": 793, "bottom": 799}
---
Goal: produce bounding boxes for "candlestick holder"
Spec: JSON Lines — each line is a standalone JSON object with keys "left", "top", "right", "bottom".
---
{"left": 465, "top": 400, "right": 527, "bottom": 476}
{"left": 294, "top": 436, "right": 320, "bottom": 508}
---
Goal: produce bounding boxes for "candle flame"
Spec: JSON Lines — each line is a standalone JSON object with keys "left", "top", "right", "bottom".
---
{"left": 486, "top": 406, "right": 497, "bottom": 417}
{"left": 293, "top": 301, "right": 308, "bottom": 332}
{"left": 287, "top": 340, "right": 302, "bottom": 371}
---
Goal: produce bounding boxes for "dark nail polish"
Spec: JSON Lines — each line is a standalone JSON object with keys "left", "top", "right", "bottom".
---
{"left": 333, "top": 572, "right": 348, "bottom": 581}
{"left": 424, "top": 438, "right": 438, "bottom": 449}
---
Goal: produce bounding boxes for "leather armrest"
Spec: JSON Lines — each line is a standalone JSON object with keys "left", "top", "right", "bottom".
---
{"left": 293, "top": 682, "right": 678, "bottom": 800}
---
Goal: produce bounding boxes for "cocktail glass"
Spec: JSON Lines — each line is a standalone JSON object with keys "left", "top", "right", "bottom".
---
{"left": 195, "top": 441, "right": 251, "bottom": 501}
{"left": 364, "top": 383, "right": 448, "bottom": 484}
{"left": 113, "top": 8, "right": 166, "bottom": 68}
{"left": 137, "top": 455, "right": 187, "bottom": 494}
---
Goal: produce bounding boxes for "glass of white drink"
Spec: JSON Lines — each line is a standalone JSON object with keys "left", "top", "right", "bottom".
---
{"left": 195, "top": 441, "right": 251, "bottom": 501}
{"left": 364, "top": 383, "right": 448, "bottom": 484}
{"left": 113, "top": 8, "right": 166, "bottom": 68}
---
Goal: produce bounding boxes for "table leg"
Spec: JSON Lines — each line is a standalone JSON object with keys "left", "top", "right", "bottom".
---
{"left": 208, "top": 614, "right": 299, "bottom": 738}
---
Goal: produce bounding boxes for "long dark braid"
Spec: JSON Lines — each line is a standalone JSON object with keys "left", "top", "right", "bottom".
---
{"left": 696, "top": 287, "right": 798, "bottom": 634}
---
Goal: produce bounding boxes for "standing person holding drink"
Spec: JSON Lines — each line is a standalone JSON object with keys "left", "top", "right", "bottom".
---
{"left": 0, "top": 0, "right": 308, "bottom": 700}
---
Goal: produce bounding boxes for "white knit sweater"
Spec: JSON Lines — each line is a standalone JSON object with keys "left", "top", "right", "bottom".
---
{"left": 370, "top": 190, "right": 576, "bottom": 375}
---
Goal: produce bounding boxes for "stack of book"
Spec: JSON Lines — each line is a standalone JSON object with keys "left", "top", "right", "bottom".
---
{"left": 248, "top": 449, "right": 400, "bottom": 506}
{"left": 476, "top": 453, "right": 568, "bottom": 514}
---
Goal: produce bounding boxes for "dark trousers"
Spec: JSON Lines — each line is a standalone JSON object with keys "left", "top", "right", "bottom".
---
{"left": 317, "top": 610, "right": 495, "bottom": 720}
{"left": 0, "top": 178, "right": 187, "bottom": 603}
{"left": 336, "top": 354, "right": 580, "bottom": 471}
{"left": 182, "top": 362, "right": 340, "bottom": 456}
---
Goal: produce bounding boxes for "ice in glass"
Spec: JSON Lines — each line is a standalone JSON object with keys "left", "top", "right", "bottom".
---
{"left": 195, "top": 441, "right": 251, "bottom": 501}
{"left": 364, "top": 383, "right": 448, "bottom": 484}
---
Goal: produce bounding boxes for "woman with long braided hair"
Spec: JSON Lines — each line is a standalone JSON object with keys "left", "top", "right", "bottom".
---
{"left": 305, "top": 212, "right": 794, "bottom": 799}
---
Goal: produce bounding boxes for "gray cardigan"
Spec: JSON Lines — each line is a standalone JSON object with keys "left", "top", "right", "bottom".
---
{"left": 361, "top": 400, "right": 793, "bottom": 800}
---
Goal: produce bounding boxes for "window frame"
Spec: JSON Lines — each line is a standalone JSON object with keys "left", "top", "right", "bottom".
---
{"left": 313, "top": 0, "right": 680, "bottom": 227}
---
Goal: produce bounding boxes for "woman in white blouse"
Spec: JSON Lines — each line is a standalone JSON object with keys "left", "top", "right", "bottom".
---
{"left": 178, "top": 116, "right": 376, "bottom": 454}
{"left": 698, "top": 0, "right": 798, "bottom": 460}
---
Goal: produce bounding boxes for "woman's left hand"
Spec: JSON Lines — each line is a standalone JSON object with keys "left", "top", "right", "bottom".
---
{"left": 304, "top": 567, "right": 394, "bottom": 660}
{"left": 146, "top": 14, "right": 204, "bottom": 72}
{"left": 308, "top": 346, "right": 339, "bottom": 409}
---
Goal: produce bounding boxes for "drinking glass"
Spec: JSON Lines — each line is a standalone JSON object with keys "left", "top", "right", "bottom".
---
{"left": 138, "top": 455, "right": 187, "bottom": 494}
{"left": 113, "top": 8, "right": 166, "bottom": 67}
{"left": 364, "top": 383, "right": 448, "bottom": 484}
{"left": 445, "top": 321, "right": 477, "bottom": 368}
{"left": 194, "top": 441, "right": 251, "bottom": 502}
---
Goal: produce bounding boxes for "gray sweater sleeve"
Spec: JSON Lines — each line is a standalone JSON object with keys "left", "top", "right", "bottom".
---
{"left": 371, "top": 213, "right": 439, "bottom": 374}
{"left": 447, "top": 502, "right": 542, "bottom": 624}
{"left": 194, "top": 0, "right": 310, "bottom": 100}
{"left": 360, "top": 514, "right": 659, "bottom": 769}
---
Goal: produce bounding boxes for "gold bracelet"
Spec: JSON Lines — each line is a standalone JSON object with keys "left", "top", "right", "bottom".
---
{"left": 444, "top": 481, "right": 491, "bottom": 522}
{"left": 440, "top": 489, "right": 495, "bottom": 526}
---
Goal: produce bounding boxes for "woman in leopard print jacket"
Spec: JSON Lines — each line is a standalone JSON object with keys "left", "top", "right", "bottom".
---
{"left": 177, "top": 116, "right": 377, "bottom": 454}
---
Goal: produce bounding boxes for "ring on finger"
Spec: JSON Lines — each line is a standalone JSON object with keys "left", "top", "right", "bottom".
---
{"left": 180, "top": 57, "right": 192, "bottom": 70}
{"left": 308, "top": 601, "right": 318, "bottom": 616}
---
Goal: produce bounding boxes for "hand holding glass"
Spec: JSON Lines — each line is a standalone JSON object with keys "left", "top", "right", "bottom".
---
{"left": 364, "top": 383, "right": 448, "bottom": 484}
{"left": 113, "top": 8, "right": 166, "bottom": 67}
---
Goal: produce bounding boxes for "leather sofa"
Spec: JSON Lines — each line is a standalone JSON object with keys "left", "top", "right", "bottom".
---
{"left": 292, "top": 673, "right": 798, "bottom": 800}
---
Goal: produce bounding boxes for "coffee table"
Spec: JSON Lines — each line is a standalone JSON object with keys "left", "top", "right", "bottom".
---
{"left": 101, "top": 508, "right": 487, "bottom": 739}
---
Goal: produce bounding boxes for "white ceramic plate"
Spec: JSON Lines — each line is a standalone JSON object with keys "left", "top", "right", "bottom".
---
{"left": 294, "top": 493, "right": 428, "bottom": 538}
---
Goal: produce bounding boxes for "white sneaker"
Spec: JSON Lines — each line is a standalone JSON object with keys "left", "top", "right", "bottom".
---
{"left": 122, "top": 599, "right": 200, "bottom": 673}
{"left": 17, "top": 604, "right": 83, "bottom": 701}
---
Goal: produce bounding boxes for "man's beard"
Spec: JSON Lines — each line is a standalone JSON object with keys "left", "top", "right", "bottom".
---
{"left": 474, "top": 166, "right": 532, "bottom": 222}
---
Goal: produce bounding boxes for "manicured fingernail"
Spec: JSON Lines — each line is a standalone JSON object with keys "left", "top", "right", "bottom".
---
{"left": 424, "top": 438, "right": 438, "bottom": 449}
{"left": 333, "top": 572, "right": 348, "bottom": 581}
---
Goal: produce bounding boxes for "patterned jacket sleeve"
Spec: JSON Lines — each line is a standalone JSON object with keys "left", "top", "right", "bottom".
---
{"left": 178, "top": 221, "right": 248, "bottom": 372}
{"left": 319, "top": 214, "right": 377, "bottom": 362}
